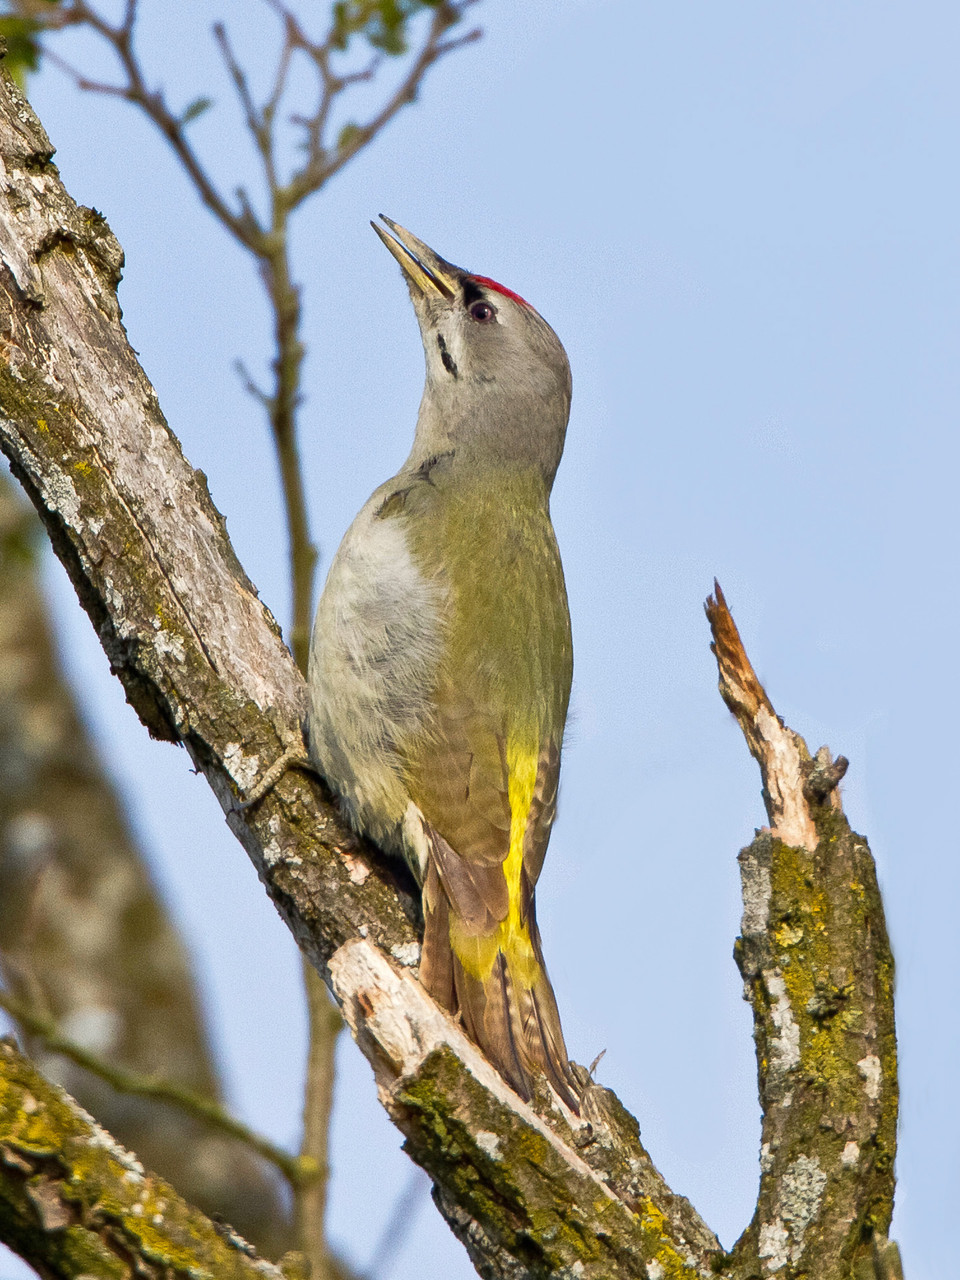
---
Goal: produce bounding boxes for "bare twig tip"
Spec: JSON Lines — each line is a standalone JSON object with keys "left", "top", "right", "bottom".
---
{"left": 587, "top": 1049, "right": 606, "bottom": 1079}
{"left": 803, "top": 750, "right": 850, "bottom": 803}
{"left": 704, "top": 577, "right": 727, "bottom": 615}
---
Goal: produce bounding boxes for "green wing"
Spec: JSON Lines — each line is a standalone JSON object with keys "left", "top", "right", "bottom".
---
{"left": 389, "top": 464, "right": 578, "bottom": 1106}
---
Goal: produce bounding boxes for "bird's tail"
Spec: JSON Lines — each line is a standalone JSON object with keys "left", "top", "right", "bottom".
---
{"left": 421, "top": 858, "right": 580, "bottom": 1112}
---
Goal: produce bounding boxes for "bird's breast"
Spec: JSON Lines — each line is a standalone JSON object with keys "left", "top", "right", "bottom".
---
{"left": 404, "top": 472, "right": 573, "bottom": 733}
{"left": 307, "top": 495, "right": 447, "bottom": 848}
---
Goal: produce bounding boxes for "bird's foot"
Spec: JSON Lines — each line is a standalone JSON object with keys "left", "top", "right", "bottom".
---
{"left": 239, "top": 736, "right": 317, "bottom": 810}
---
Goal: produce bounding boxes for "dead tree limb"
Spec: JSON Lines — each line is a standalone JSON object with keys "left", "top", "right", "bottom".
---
{"left": 706, "top": 584, "right": 899, "bottom": 1280}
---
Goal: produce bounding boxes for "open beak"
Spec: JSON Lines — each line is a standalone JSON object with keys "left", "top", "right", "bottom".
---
{"left": 372, "top": 215, "right": 458, "bottom": 300}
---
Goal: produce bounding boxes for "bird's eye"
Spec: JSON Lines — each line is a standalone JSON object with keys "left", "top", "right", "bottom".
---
{"left": 469, "top": 300, "right": 496, "bottom": 323}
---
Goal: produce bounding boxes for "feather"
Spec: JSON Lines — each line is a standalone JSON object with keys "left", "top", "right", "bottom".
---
{"left": 412, "top": 793, "right": 580, "bottom": 1112}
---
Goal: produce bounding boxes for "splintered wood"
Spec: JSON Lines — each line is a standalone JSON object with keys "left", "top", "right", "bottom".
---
{"left": 704, "top": 581, "right": 846, "bottom": 852}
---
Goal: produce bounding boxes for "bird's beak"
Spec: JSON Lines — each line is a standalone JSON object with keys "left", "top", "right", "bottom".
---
{"left": 372, "top": 215, "right": 458, "bottom": 300}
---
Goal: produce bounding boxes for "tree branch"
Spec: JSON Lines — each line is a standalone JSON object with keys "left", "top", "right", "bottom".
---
{"left": 295, "top": 960, "right": 343, "bottom": 1280}
{"left": 0, "top": 65, "right": 902, "bottom": 1280}
{"left": 51, "top": 0, "right": 260, "bottom": 245}
{"left": 706, "top": 584, "right": 900, "bottom": 1279}
{"left": 0, "top": 469, "right": 296, "bottom": 1256}
{"left": 0, "top": 65, "right": 720, "bottom": 1280}
{"left": 0, "top": 990, "right": 320, "bottom": 1192}
{"left": 0, "top": 1036, "right": 301, "bottom": 1279}
{"left": 286, "top": 4, "right": 482, "bottom": 201}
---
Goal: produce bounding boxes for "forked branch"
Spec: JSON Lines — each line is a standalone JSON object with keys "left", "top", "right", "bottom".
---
{"left": 0, "top": 70, "right": 900, "bottom": 1280}
{"left": 0, "top": 68, "right": 717, "bottom": 1280}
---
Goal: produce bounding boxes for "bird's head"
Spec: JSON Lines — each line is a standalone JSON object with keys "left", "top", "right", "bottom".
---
{"left": 373, "top": 216, "right": 572, "bottom": 486}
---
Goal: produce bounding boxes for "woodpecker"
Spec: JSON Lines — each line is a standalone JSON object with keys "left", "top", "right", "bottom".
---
{"left": 308, "top": 217, "right": 578, "bottom": 1109}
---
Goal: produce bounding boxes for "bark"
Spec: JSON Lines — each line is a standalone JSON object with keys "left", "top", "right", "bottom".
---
{"left": 0, "top": 65, "right": 900, "bottom": 1280}
{"left": 0, "top": 469, "right": 293, "bottom": 1257}
{"left": 705, "top": 587, "right": 901, "bottom": 1280}
{"left": 0, "top": 1036, "right": 300, "bottom": 1280}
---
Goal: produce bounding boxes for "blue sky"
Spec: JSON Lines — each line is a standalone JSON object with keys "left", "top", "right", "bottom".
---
{"left": 2, "top": 2, "right": 957, "bottom": 1275}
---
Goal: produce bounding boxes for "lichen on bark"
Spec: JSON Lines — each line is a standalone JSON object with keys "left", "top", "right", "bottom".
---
{"left": 706, "top": 586, "right": 900, "bottom": 1279}
{"left": 731, "top": 817, "right": 897, "bottom": 1277}
{"left": 0, "top": 1038, "right": 294, "bottom": 1279}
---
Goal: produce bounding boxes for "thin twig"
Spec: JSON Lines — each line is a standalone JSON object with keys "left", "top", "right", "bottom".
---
{"left": 212, "top": 22, "right": 263, "bottom": 143}
{"left": 235, "top": 357, "right": 270, "bottom": 405}
{"left": 47, "top": 0, "right": 262, "bottom": 247}
{"left": 284, "top": 6, "right": 483, "bottom": 204}
{"left": 295, "top": 960, "right": 344, "bottom": 1280}
{"left": 0, "top": 989, "right": 322, "bottom": 1191}
{"left": 263, "top": 14, "right": 296, "bottom": 132}
{"left": 364, "top": 1168, "right": 426, "bottom": 1280}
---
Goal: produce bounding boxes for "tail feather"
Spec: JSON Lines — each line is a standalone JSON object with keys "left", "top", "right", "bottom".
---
{"left": 420, "top": 859, "right": 455, "bottom": 1012}
{"left": 415, "top": 816, "right": 579, "bottom": 1111}
{"left": 526, "top": 916, "right": 575, "bottom": 1100}
{"left": 525, "top": 932, "right": 579, "bottom": 1107}
{"left": 426, "top": 917, "right": 579, "bottom": 1113}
